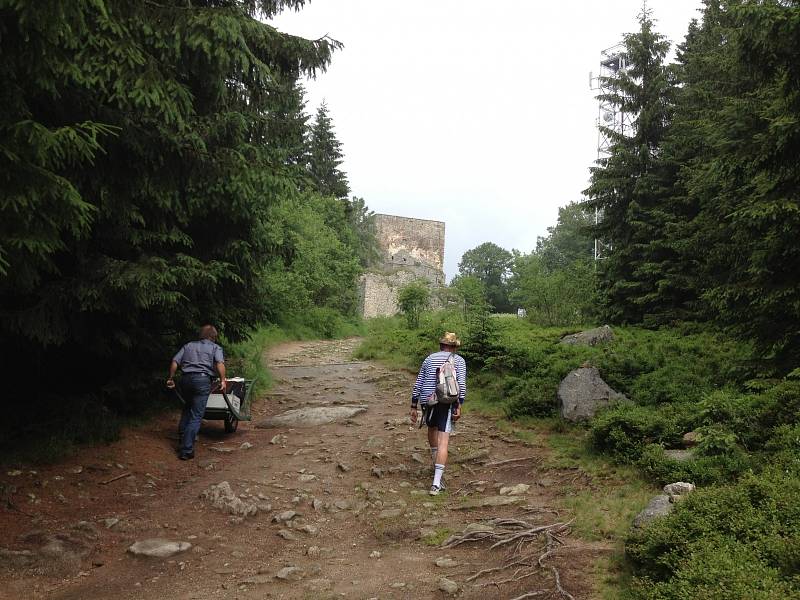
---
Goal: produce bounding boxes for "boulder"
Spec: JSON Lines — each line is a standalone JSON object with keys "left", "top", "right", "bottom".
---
{"left": 558, "top": 367, "right": 625, "bottom": 421}
{"left": 633, "top": 495, "right": 672, "bottom": 528}
{"left": 560, "top": 325, "right": 614, "bottom": 346}
{"left": 438, "top": 577, "right": 459, "bottom": 595}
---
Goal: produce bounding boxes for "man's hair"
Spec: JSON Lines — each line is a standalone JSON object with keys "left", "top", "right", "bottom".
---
{"left": 199, "top": 324, "right": 218, "bottom": 341}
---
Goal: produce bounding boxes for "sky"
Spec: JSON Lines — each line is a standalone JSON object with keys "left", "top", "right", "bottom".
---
{"left": 270, "top": 0, "right": 704, "bottom": 280}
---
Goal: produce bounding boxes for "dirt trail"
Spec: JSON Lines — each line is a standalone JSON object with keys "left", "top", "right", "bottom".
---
{"left": 0, "top": 339, "right": 608, "bottom": 599}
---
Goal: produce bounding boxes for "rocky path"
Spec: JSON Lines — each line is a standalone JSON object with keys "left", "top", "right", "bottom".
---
{"left": 0, "top": 338, "right": 607, "bottom": 599}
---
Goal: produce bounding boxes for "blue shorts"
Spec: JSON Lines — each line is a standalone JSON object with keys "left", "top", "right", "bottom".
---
{"left": 424, "top": 403, "right": 457, "bottom": 433}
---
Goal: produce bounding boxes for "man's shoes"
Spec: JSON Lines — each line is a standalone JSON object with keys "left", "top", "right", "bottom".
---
{"left": 179, "top": 452, "right": 194, "bottom": 460}
{"left": 439, "top": 476, "right": 447, "bottom": 491}
{"left": 429, "top": 485, "right": 442, "bottom": 496}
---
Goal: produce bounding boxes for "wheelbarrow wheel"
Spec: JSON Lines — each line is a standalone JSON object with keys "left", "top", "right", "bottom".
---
{"left": 224, "top": 413, "right": 238, "bottom": 433}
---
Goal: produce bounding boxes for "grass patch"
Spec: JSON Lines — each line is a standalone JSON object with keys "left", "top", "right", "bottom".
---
{"left": 422, "top": 527, "right": 452, "bottom": 546}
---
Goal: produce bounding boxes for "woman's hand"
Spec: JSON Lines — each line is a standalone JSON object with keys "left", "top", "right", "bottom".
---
{"left": 409, "top": 406, "right": 418, "bottom": 424}
{"left": 452, "top": 404, "right": 461, "bottom": 421}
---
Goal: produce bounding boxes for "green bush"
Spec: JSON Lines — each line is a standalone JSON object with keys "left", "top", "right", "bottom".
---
{"left": 626, "top": 470, "right": 800, "bottom": 599}
{"left": 590, "top": 402, "right": 687, "bottom": 462}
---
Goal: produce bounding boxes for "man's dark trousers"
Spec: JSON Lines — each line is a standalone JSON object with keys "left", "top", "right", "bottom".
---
{"left": 178, "top": 373, "right": 212, "bottom": 455}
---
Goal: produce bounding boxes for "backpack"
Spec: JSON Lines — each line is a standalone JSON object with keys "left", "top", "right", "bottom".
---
{"left": 435, "top": 353, "right": 460, "bottom": 405}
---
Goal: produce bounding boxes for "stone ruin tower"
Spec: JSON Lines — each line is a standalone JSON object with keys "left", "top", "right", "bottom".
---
{"left": 358, "top": 214, "right": 445, "bottom": 318}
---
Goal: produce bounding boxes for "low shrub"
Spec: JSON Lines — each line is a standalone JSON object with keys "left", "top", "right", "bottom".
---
{"left": 626, "top": 470, "right": 800, "bottom": 598}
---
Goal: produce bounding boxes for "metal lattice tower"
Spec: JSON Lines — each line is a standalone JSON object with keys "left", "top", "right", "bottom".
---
{"left": 589, "top": 44, "right": 633, "bottom": 260}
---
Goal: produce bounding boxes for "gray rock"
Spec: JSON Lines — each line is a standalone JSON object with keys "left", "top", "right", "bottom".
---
{"left": 378, "top": 508, "right": 403, "bottom": 519}
{"left": 663, "top": 481, "right": 696, "bottom": 500}
{"left": 633, "top": 495, "right": 673, "bottom": 528}
{"left": 201, "top": 481, "right": 258, "bottom": 518}
{"left": 256, "top": 406, "right": 367, "bottom": 428}
{"left": 499, "top": 483, "right": 530, "bottom": 496}
{"left": 435, "top": 557, "right": 458, "bottom": 568}
{"left": 664, "top": 449, "right": 695, "bottom": 462}
{"left": 127, "top": 539, "right": 191, "bottom": 558}
{"left": 560, "top": 325, "right": 614, "bottom": 346}
{"left": 558, "top": 367, "right": 626, "bottom": 422}
{"left": 277, "top": 529, "right": 299, "bottom": 541}
{"left": 276, "top": 566, "right": 304, "bottom": 581}
{"left": 273, "top": 510, "right": 298, "bottom": 523}
{"left": 438, "top": 577, "right": 459, "bottom": 594}
{"left": 307, "top": 545, "right": 321, "bottom": 558}
{"left": 240, "top": 442, "right": 253, "bottom": 450}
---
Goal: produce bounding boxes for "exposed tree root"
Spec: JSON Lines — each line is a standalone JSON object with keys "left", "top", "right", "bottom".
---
{"left": 442, "top": 516, "right": 575, "bottom": 599}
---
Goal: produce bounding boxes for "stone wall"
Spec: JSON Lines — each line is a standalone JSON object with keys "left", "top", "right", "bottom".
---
{"left": 359, "top": 214, "right": 447, "bottom": 318}
{"left": 374, "top": 214, "right": 445, "bottom": 276}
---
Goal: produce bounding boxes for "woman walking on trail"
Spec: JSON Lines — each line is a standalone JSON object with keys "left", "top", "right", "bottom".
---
{"left": 409, "top": 332, "right": 467, "bottom": 495}
{"left": 166, "top": 325, "right": 226, "bottom": 460}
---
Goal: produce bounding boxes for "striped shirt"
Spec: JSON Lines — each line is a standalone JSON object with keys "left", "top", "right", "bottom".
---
{"left": 412, "top": 351, "right": 467, "bottom": 407}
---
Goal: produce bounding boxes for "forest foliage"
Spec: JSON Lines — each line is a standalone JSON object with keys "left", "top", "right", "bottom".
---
{"left": 0, "top": 0, "right": 375, "bottom": 454}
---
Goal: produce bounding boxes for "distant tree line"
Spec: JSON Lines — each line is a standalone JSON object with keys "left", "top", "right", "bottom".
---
{"left": 0, "top": 1, "right": 376, "bottom": 441}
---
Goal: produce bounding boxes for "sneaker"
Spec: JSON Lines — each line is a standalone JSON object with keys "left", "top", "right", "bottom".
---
{"left": 439, "top": 476, "right": 447, "bottom": 491}
{"left": 429, "top": 485, "right": 442, "bottom": 496}
{"left": 179, "top": 452, "right": 194, "bottom": 461}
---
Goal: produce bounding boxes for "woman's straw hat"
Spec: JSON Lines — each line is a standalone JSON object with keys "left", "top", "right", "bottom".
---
{"left": 439, "top": 332, "right": 461, "bottom": 347}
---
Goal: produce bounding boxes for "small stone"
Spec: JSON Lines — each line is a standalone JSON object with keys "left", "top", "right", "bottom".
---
{"left": 240, "top": 442, "right": 253, "bottom": 450}
{"left": 435, "top": 557, "right": 458, "bottom": 568}
{"left": 70, "top": 466, "right": 83, "bottom": 474}
{"left": 6, "top": 470, "right": 22, "bottom": 477}
{"left": 337, "top": 462, "right": 351, "bottom": 472}
{"left": 369, "top": 550, "right": 381, "bottom": 559}
{"left": 127, "top": 539, "right": 191, "bottom": 558}
{"left": 371, "top": 467, "right": 384, "bottom": 478}
{"left": 307, "top": 545, "right": 321, "bottom": 558}
{"left": 312, "top": 498, "right": 324, "bottom": 511}
{"left": 411, "top": 453, "right": 425, "bottom": 464}
{"left": 663, "top": 481, "right": 695, "bottom": 500}
{"left": 272, "top": 510, "right": 297, "bottom": 523}
{"left": 298, "top": 474, "right": 317, "bottom": 483}
{"left": 499, "top": 483, "right": 530, "bottom": 496}
{"left": 102, "top": 518, "right": 120, "bottom": 529}
{"left": 277, "top": 529, "right": 299, "bottom": 541}
{"left": 270, "top": 434, "right": 286, "bottom": 445}
{"left": 298, "top": 524, "right": 318, "bottom": 536}
{"left": 390, "top": 582, "right": 406, "bottom": 589}
{"left": 334, "top": 500, "right": 350, "bottom": 510}
{"left": 209, "top": 446, "right": 233, "bottom": 453}
{"left": 378, "top": 508, "right": 403, "bottom": 519}
{"left": 276, "top": 566, "right": 304, "bottom": 581}
{"left": 438, "top": 577, "right": 459, "bottom": 594}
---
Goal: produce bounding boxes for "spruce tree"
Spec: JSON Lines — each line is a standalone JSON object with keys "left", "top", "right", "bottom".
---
{"left": 584, "top": 9, "right": 677, "bottom": 324}
{"left": 0, "top": 1, "right": 341, "bottom": 428}
{"left": 308, "top": 100, "right": 350, "bottom": 199}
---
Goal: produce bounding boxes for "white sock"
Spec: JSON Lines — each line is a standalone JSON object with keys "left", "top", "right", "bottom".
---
{"left": 430, "top": 447, "right": 438, "bottom": 464}
{"left": 433, "top": 464, "right": 445, "bottom": 488}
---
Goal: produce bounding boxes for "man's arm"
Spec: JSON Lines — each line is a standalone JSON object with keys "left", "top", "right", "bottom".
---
{"left": 216, "top": 361, "right": 226, "bottom": 390}
{"left": 409, "top": 358, "right": 428, "bottom": 424}
{"left": 166, "top": 360, "right": 179, "bottom": 388}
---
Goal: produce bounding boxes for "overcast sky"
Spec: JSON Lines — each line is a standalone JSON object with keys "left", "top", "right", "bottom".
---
{"left": 271, "top": 0, "right": 704, "bottom": 280}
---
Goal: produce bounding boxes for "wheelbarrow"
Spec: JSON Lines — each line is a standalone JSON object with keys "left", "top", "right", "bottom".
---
{"left": 173, "top": 377, "right": 255, "bottom": 433}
